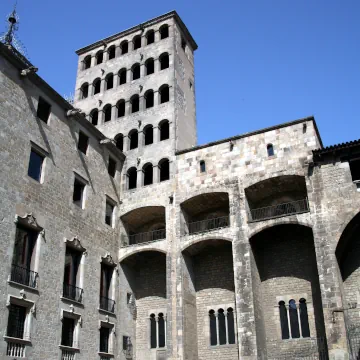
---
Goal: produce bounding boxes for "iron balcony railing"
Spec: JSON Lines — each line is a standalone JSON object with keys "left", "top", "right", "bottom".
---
{"left": 100, "top": 296, "right": 115, "bottom": 313}
{"left": 10, "top": 264, "right": 38, "bottom": 288}
{"left": 188, "top": 215, "right": 230, "bottom": 235}
{"left": 129, "top": 229, "right": 166, "bottom": 245}
{"left": 250, "top": 199, "right": 309, "bottom": 222}
{"left": 63, "top": 283, "right": 83, "bottom": 303}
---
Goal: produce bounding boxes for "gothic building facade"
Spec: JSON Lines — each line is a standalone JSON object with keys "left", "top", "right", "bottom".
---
{"left": 0, "top": 10, "right": 359, "bottom": 360}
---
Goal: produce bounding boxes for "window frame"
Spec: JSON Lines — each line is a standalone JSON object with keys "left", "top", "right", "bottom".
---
{"left": 72, "top": 173, "right": 88, "bottom": 209}
{"left": 77, "top": 131, "right": 89, "bottom": 155}
{"left": 27, "top": 143, "right": 47, "bottom": 183}
{"left": 36, "top": 96, "right": 51, "bottom": 124}
{"left": 105, "top": 197, "right": 116, "bottom": 228}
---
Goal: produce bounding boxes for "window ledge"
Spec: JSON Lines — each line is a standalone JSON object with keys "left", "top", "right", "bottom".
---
{"left": 7, "top": 280, "right": 39, "bottom": 293}
{"left": 59, "top": 345, "right": 80, "bottom": 352}
{"left": 4, "top": 336, "right": 31, "bottom": 345}
{"left": 208, "top": 343, "right": 237, "bottom": 349}
{"left": 98, "top": 307, "right": 116, "bottom": 316}
{"left": 98, "top": 352, "right": 114, "bottom": 357}
{"left": 60, "top": 296, "right": 84, "bottom": 307}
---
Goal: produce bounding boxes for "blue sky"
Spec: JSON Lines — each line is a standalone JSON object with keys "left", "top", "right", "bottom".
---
{"left": 1, "top": 0, "right": 359, "bottom": 147}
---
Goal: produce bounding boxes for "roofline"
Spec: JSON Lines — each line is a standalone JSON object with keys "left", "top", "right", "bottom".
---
{"left": 0, "top": 43, "right": 125, "bottom": 161}
{"left": 176, "top": 116, "right": 323, "bottom": 156}
{"left": 313, "top": 138, "right": 360, "bottom": 158}
{"left": 75, "top": 10, "right": 198, "bottom": 55}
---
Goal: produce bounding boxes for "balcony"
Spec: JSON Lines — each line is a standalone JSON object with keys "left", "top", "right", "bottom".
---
{"left": 246, "top": 175, "right": 309, "bottom": 223}
{"left": 99, "top": 296, "right": 115, "bottom": 313}
{"left": 10, "top": 264, "right": 38, "bottom": 288}
{"left": 250, "top": 199, "right": 309, "bottom": 222}
{"left": 181, "top": 192, "right": 230, "bottom": 236}
{"left": 63, "top": 283, "right": 83, "bottom": 303}
{"left": 61, "top": 349, "right": 76, "bottom": 360}
{"left": 188, "top": 216, "right": 230, "bottom": 235}
{"left": 121, "top": 206, "right": 166, "bottom": 246}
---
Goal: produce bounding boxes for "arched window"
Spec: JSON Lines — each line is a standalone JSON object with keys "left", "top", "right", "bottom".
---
{"left": 120, "top": 40, "right": 128, "bottom": 55}
{"left": 218, "top": 308, "right": 226, "bottom": 345}
{"left": 158, "top": 313, "right": 165, "bottom": 348}
{"left": 93, "top": 78, "right": 101, "bottom": 95}
{"left": 96, "top": 51, "right": 103, "bottom": 65}
{"left": 159, "top": 120, "right": 170, "bottom": 141}
{"left": 133, "top": 35, "right": 141, "bottom": 50}
{"left": 143, "top": 163, "right": 153, "bottom": 186}
{"left": 299, "top": 298, "right": 310, "bottom": 338}
{"left": 200, "top": 160, "right": 206, "bottom": 173}
{"left": 103, "top": 104, "right": 112, "bottom": 123}
{"left": 227, "top": 308, "right": 236, "bottom": 344}
{"left": 289, "top": 299, "right": 300, "bottom": 338}
{"left": 80, "top": 83, "right": 89, "bottom": 99}
{"left": 159, "top": 24, "right": 169, "bottom": 39}
{"left": 143, "top": 125, "right": 153, "bottom": 145}
{"left": 129, "top": 129, "right": 138, "bottom": 150}
{"left": 90, "top": 109, "right": 98, "bottom": 125}
{"left": 127, "top": 167, "right": 137, "bottom": 190}
{"left": 115, "top": 134, "right": 123, "bottom": 151}
{"left": 132, "top": 63, "right": 140, "bottom": 80}
{"left": 108, "top": 45, "right": 116, "bottom": 60}
{"left": 159, "top": 159, "right": 170, "bottom": 182}
{"left": 279, "top": 301, "right": 290, "bottom": 339}
{"left": 105, "top": 73, "right": 114, "bottom": 90}
{"left": 117, "top": 99, "right": 125, "bottom": 118}
{"left": 146, "top": 30, "right": 155, "bottom": 45}
{"left": 267, "top": 144, "right": 274, "bottom": 157}
{"left": 145, "top": 58, "right": 154, "bottom": 75}
{"left": 118, "top": 68, "right": 127, "bottom": 85}
{"left": 83, "top": 55, "right": 91, "bottom": 70}
{"left": 145, "top": 90, "right": 154, "bottom": 109}
{"left": 130, "top": 95, "right": 139, "bottom": 113}
{"left": 209, "top": 310, "right": 217, "bottom": 346}
{"left": 159, "top": 53, "right": 169, "bottom": 70}
{"left": 159, "top": 85, "right": 169, "bottom": 104}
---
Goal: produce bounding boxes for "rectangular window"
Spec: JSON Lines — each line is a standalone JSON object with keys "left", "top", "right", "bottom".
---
{"left": 105, "top": 200, "right": 114, "bottom": 226}
{"left": 108, "top": 157, "right": 116, "bottom": 178}
{"left": 36, "top": 97, "right": 51, "bottom": 123}
{"left": 77, "top": 131, "right": 89, "bottom": 154}
{"left": 7, "top": 304, "right": 26, "bottom": 339}
{"left": 28, "top": 148, "right": 44, "bottom": 182}
{"left": 73, "top": 177, "right": 85, "bottom": 208}
{"left": 123, "top": 336, "right": 129, "bottom": 350}
{"left": 100, "top": 327, "right": 110, "bottom": 353}
{"left": 63, "top": 247, "right": 83, "bottom": 302}
{"left": 61, "top": 317, "right": 75, "bottom": 347}
{"left": 350, "top": 159, "right": 360, "bottom": 182}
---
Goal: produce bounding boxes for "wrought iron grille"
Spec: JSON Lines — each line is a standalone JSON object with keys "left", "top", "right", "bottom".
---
{"left": 129, "top": 229, "right": 165, "bottom": 245}
{"left": 250, "top": 199, "right": 309, "bottom": 222}
{"left": 61, "top": 349, "right": 76, "bottom": 360}
{"left": 187, "top": 215, "right": 230, "bottom": 235}
{"left": 10, "top": 263, "right": 38, "bottom": 288}
{"left": 100, "top": 296, "right": 115, "bottom": 313}
{"left": 6, "top": 341, "right": 25, "bottom": 357}
{"left": 63, "top": 283, "right": 83, "bottom": 303}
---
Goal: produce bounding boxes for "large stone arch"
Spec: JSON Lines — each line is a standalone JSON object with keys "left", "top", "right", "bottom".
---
{"left": 181, "top": 238, "right": 239, "bottom": 360}
{"left": 181, "top": 236, "right": 233, "bottom": 253}
{"left": 249, "top": 223, "right": 327, "bottom": 359}
{"left": 119, "top": 246, "right": 167, "bottom": 263}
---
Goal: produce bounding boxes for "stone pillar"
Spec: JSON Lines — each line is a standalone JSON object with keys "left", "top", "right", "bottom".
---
{"left": 111, "top": 105, "right": 117, "bottom": 122}
{"left": 127, "top": 68, "right": 132, "bottom": 83}
{"left": 140, "top": 64, "right": 145, "bottom": 78}
{"left": 136, "top": 169, "right": 142, "bottom": 188}
{"left": 154, "top": 91, "right": 160, "bottom": 106}
{"left": 100, "top": 78, "right": 106, "bottom": 94}
{"left": 125, "top": 100, "right": 131, "bottom": 116}
{"left": 154, "top": 126, "right": 160, "bottom": 143}
{"left": 155, "top": 58, "right": 160, "bottom": 72}
{"left": 91, "top": 54, "right": 96, "bottom": 67}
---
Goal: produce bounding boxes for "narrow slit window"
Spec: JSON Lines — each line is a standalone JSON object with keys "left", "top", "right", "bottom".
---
{"left": 78, "top": 131, "right": 89, "bottom": 154}
{"left": 36, "top": 97, "right": 51, "bottom": 123}
{"left": 299, "top": 298, "right": 310, "bottom": 338}
{"left": 279, "top": 301, "right": 290, "bottom": 339}
{"left": 73, "top": 177, "right": 85, "bottom": 208}
{"left": 267, "top": 144, "right": 274, "bottom": 157}
{"left": 105, "top": 200, "right": 114, "bottom": 226}
{"left": 90, "top": 109, "right": 98, "bottom": 125}
{"left": 227, "top": 308, "right": 236, "bottom": 344}
{"left": 158, "top": 313, "right": 165, "bottom": 348}
{"left": 108, "top": 157, "right": 116, "bottom": 178}
{"left": 209, "top": 310, "right": 217, "bottom": 346}
{"left": 181, "top": 37, "right": 186, "bottom": 51}
{"left": 28, "top": 148, "right": 44, "bottom": 182}
{"left": 200, "top": 160, "right": 206, "bottom": 173}
{"left": 150, "top": 314, "right": 156, "bottom": 348}
{"left": 289, "top": 299, "right": 300, "bottom": 339}
{"left": 218, "top": 308, "right": 226, "bottom": 345}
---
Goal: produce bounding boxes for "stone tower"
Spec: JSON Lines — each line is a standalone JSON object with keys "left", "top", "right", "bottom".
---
{"left": 74, "top": 11, "right": 198, "bottom": 186}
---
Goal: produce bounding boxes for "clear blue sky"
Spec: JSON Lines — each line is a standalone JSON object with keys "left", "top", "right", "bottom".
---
{"left": 1, "top": 0, "right": 359, "bottom": 147}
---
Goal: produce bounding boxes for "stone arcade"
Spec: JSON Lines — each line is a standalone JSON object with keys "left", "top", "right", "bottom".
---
{"left": 0, "top": 10, "right": 359, "bottom": 360}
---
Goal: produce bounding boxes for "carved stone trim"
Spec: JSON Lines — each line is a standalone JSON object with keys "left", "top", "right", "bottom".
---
{"left": 101, "top": 253, "right": 116, "bottom": 267}
{"left": 64, "top": 236, "right": 86, "bottom": 253}
{"left": 14, "top": 213, "right": 44, "bottom": 235}
{"left": 61, "top": 308, "right": 82, "bottom": 326}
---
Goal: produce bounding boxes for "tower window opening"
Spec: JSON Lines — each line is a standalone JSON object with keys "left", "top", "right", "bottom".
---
{"left": 350, "top": 159, "right": 360, "bottom": 182}
{"left": 181, "top": 37, "right": 186, "bottom": 51}
{"left": 105, "top": 201, "right": 115, "bottom": 227}
{"left": 96, "top": 51, "right": 103, "bottom": 65}
{"left": 159, "top": 158, "right": 170, "bottom": 182}
{"left": 77, "top": 131, "right": 89, "bottom": 154}
{"left": 267, "top": 144, "right": 274, "bottom": 157}
{"left": 118, "top": 68, "right": 127, "bottom": 85}
{"left": 127, "top": 167, "right": 137, "bottom": 190}
{"left": 80, "top": 83, "right": 89, "bottom": 99}
{"left": 117, "top": 100, "right": 125, "bottom": 118}
{"left": 130, "top": 95, "right": 139, "bottom": 113}
{"left": 133, "top": 35, "right": 141, "bottom": 50}
{"left": 108, "top": 157, "right": 116, "bottom": 178}
{"left": 279, "top": 301, "right": 290, "bottom": 340}
{"left": 159, "top": 24, "right": 169, "bottom": 39}
{"left": 108, "top": 45, "right": 116, "bottom": 60}
{"left": 159, "top": 53, "right": 169, "bottom": 70}
{"left": 143, "top": 163, "right": 153, "bottom": 186}
{"left": 145, "top": 58, "right": 154, "bottom": 75}
{"left": 159, "top": 120, "right": 170, "bottom": 141}
{"left": 289, "top": 299, "right": 300, "bottom": 339}
{"left": 146, "top": 30, "right": 155, "bottom": 45}
{"left": 103, "top": 104, "right": 112, "bottom": 122}
{"left": 150, "top": 313, "right": 166, "bottom": 348}
{"left": 83, "top": 55, "right": 91, "bottom": 70}
{"left": 121, "top": 41, "right": 128, "bottom": 55}
{"left": 209, "top": 308, "right": 236, "bottom": 346}
{"left": 106, "top": 74, "right": 114, "bottom": 90}
{"left": 159, "top": 85, "right": 169, "bottom": 104}
{"left": 90, "top": 109, "right": 98, "bottom": 125}
{"left": 144, "top": 125, "right": 153, "bottom": 145}
{"left": 200, "top": 160, "right": 206, "bottom": 173}
{"left": 129, "top": 129, "right": 138, "bottom": 150}
{"left": 132, "top": 64, "right": 140, "bottom": 80}
{"left": 93, "top": 78, "right": 101, "bottom": 95}
{"left": 145, "top": 90, "right": 154, "bottom": 109}
{"left": 36, "top": 97, "right": 51, "bottom": 123}
{"left": 115, "top": 134, "right": 123, "bottom": 151}
{"left": 299, "top": 298, "right": 310, "bottom": 338}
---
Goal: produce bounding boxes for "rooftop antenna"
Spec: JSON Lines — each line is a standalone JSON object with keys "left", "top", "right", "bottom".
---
{"left": 0, "top": 1, "right": 29, "bottom": 59}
